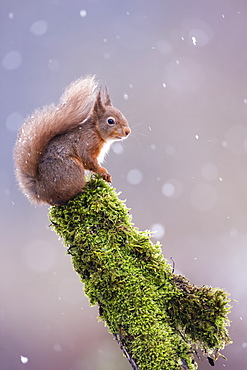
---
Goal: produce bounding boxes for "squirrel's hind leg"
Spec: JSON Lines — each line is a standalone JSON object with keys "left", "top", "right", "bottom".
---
{"left": 37, "top": 156, "right": 86, "bottom": 205}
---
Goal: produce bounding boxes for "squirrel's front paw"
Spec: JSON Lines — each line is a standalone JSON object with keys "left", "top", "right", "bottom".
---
{"left": 102, "top": 171, "right": 112, "bottom": 183}
{"left": 96, "top": 167, "right": 112, "bottom": 183}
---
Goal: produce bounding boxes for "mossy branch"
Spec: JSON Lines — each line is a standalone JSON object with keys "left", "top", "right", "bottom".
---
{"left": 49, "top": 176, "right": 232, "bottom": 370}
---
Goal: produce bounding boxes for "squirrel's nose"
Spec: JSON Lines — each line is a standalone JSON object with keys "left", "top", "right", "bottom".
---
{"left": 125, "top": 127, "right": 131, "bottom": 136}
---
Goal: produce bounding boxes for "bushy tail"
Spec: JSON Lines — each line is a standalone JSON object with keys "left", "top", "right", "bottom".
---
{"left": 14, "top": 75, "right": 98, "bottom": 201}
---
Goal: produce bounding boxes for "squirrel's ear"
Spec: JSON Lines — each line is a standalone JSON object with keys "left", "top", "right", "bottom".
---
{"left": 104, "top": 87, "right": 112, "bottom": 106}
{"left": 93, "top": 90, "right": 106, "bottom": 118}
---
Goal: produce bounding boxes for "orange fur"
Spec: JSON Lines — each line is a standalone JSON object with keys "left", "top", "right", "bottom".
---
{"left": 14, "top": 76, "right": 130, "bottom": 205}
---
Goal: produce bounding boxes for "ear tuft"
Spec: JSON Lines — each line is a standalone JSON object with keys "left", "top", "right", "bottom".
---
{"left": 93, "top": 90, "right": 106, "bottom": 117}
{"left": 103, "top": 87, "right": 112, "bottom": 106}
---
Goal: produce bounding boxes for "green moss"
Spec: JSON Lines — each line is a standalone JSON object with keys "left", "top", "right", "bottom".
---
{"left": 49, "top": 176, "right": 231, "bottom": 370}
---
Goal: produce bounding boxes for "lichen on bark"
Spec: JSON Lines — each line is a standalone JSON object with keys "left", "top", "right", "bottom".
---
{"left": 49, "top": 176, "right": 231, "bottom": 370}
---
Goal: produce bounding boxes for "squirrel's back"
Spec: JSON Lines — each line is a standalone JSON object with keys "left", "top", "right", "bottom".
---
{"left": 14, "top": 75, "right": 98, "bottom": 203}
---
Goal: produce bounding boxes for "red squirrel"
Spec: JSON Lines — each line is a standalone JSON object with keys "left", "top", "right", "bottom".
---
{"left": 14, "top": 76, "right": 131, "bottom": 205}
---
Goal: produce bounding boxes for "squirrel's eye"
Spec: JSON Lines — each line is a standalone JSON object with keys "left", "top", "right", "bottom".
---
{"left": 107, "top": 118, "right": 115, "bottom": 125}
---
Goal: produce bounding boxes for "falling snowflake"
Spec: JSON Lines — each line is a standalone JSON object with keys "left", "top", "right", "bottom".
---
{"left": 80, "top": 10, "right": 87, "bottom": 17}
{"left": 20, "top": 355, "right": 29, "bottom": 364}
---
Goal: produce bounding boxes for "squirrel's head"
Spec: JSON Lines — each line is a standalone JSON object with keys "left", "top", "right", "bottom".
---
{"left": 91, "top": 88, "right": 131, "bottom": 142}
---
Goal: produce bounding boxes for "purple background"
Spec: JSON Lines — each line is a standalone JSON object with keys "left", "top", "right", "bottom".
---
{"left": 1, "top": 1, "right": 247, "bottom": 369}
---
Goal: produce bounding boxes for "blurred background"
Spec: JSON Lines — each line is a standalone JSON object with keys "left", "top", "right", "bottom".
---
{"left": 1, "top": 0, "right": 247, "bottom": 369}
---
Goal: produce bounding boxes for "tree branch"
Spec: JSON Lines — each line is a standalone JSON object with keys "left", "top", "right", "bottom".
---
{"left": 49, "top": 176, "right": 231, "bottom": 370}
